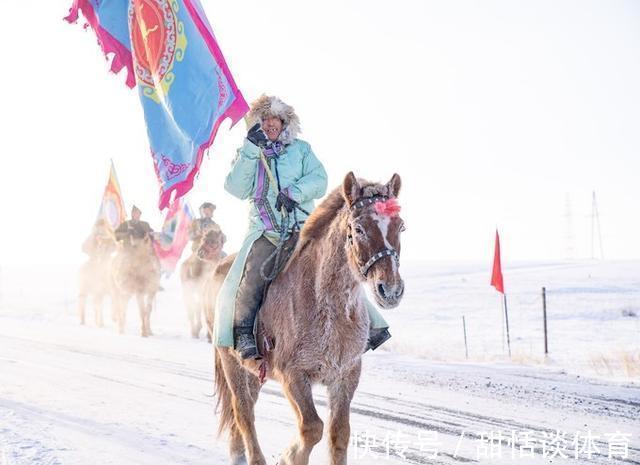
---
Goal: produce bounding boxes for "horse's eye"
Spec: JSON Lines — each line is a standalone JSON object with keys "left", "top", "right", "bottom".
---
{"left": 399, "top": 222, "right": 406, "bottom": 233}
{"left": 354, "top": 225, "right": 364, "bottom": 235}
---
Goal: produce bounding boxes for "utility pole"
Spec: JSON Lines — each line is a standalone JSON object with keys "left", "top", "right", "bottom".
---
{"left": 591, "top": 191, "right": 604, "bottom": 260}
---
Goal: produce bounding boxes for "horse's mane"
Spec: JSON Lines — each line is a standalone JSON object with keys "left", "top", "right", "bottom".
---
{"left": 299, "top": 187, "right": 345, "bottom": 245}
{"left": 299, "top": 179, "right": 388, "bottom": 247}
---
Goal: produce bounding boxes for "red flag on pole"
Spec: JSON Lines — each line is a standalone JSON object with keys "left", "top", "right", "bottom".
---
{"left": 491, "top": 230, "right": 505, "bottom": 294}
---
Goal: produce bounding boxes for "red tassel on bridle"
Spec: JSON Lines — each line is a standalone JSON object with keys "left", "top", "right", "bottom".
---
{"left": 374, "top": 198, "right": 401, "bottom": 217}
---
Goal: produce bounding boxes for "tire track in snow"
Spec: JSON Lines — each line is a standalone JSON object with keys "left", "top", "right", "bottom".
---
{"left": 1, "top": 333, "right": 638, "bottom": 465}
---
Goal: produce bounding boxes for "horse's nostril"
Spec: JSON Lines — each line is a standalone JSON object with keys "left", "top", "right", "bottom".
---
{"left": 397, "top": 282, "right": 405, "bottom": 297}
{"left": 377, "top": 283, "right": 386, "bottom": 298}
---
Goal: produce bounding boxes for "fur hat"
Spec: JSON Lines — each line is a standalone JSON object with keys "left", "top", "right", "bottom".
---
{"left": 200, "top": 202, "right": 216, "bottom": 211}
{"left": 247, "top": 95, "right": 301, "bottom": 145}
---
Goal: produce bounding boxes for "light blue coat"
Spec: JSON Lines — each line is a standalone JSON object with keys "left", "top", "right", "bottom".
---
{"left": 214, "top": 138, "right": 388, "bottom": 347}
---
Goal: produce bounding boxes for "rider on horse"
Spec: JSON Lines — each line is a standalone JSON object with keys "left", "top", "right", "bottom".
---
{"left": 115, "top": 205, "right": 154, "bottom": 246}
{"left": 82, "top": 218, "right": 116, "bottom": 258}
{"left": 189, "top": 202, "right": 225, "bottom": 252}
{"left": 115, "top": 205, "right": 161, "bottom": 275}
{"left": 219, "top": 95, "right": 391, "bottom": 359}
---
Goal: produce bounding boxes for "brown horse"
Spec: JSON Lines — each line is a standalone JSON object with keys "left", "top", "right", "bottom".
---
{"left": 110, "top": 234, "right": 161, "bottom": 337}
{"left": 209, "top": 172, "right": 404, "bottom": 465}
{"left": 180, "top": 226, "right": 226, "bottom": 339}
{"left": 78, "top": 236, "right": 116, "bottom": 327}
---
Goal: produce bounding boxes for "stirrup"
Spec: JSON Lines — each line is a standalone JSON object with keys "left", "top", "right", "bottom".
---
{"left": 366, "top": 328, "right": 391, "bottom": 352}
{"left": 234, "top": 327, "right": 261, "bottom": 360}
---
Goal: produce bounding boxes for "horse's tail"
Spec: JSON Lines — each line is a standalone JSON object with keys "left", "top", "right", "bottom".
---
{"left": 214, "top": 348, "right": 235, "bottom": 436}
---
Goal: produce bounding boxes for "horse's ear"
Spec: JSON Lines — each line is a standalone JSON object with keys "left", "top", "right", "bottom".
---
{"left": 342, "top": 171, "right": 361, "bottom": 206}
{"left": 387, "top": 173, "right": 401, "bottom": 198}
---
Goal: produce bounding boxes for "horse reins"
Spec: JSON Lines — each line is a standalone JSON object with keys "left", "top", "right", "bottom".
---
{"left": 258, "top": 147, "right": 309, "bottom": 282}
{"left": 348, "top": 195, "right": 400, "bottom": 278}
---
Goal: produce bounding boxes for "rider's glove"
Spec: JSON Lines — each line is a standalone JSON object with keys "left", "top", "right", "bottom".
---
{"left": 246, "top": 123, "right": 268, "bottom": 148}
{"left": 275, "top": 191, "right": 298, "bottom": 213}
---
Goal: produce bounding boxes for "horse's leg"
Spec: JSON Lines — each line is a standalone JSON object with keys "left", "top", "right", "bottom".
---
{"left": 115, "top": 295, "right": 126, "bottom": 334}
{"left": 189, "top": 292, "right": 200, "bottom": 338}
{"left": 193, "top": 294, "right": 203, "bottom": 338}
{"left": 218, "top": 349, "right": 266, "bottom": 465}
{"left": 327, "top": 361, "right": 361, "bottom": 465}
{"left": 111, "top": 294, "right": 118, "bottom": 322}
{"left": 229, "top": 420, "right": 247, "bottom": 465}
{"left": 94, "top": 294, "right": 104, "bottom": 327}
{"left": 183, "top": 286, "right": 198, "bottom": 338}
{"left": 205, "top": 315, "right": 213, "bottom": 344}
{"left": 203, "top": 287, "right": 214, "bottom": 344}
{"left": 146, "top": 294, "right": 154, "bottom": 336}
{"left": 280, "top": 375, "right": 324, "bottom": 465}
{"left": 78, "top": 293, "right": 87, "bottom": 325}
{"left": 136, "top": 294, "right": 148, "bottom": 337}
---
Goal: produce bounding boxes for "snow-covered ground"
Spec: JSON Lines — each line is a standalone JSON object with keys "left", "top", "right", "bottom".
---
{"left": 384, "top": 260, "right": 640, "bottom": 380}
{"left": 0, "top": 260, "right": 638, "bottom": 464}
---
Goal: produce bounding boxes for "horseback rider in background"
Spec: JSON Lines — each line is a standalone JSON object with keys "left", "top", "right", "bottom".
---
{"left": 189, "top": 202, "right": 225, "bottom": 252}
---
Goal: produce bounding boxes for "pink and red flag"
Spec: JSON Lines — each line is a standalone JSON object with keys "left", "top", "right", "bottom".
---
{"left": 152, "top": 200, "right": 193, "bottom": 275}
{"left": 490, "top": 230, "right": 505, "bottom": 294}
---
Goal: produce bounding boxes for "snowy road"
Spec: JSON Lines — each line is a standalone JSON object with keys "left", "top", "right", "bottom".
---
{"left": 1, "top": 316, "right": 638, "bottom": 465}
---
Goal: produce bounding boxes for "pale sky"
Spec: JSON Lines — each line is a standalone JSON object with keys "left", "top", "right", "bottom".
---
{"left": 2, "top": 0, "right": 640, "bottom": 266}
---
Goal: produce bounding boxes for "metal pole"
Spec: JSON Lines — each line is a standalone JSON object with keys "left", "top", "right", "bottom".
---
{"left": 462, "top": 315, "right": 469, "bottom": 360}
{"left": 542, "top": 287, "right": 548, "bottom": 355}
{"left": 591, "top": 191, "right": 595, "bottom": 259}
{"left": 500, "top": 297, "right": 505, "bottom": 352}
{"left": 503, "top": 294, "right": 511, "bottom": 357}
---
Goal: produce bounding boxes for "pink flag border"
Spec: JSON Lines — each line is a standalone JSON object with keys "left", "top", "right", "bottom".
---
{"left": 157, "top": 0, "right": 248, "bottom": 210}
{"left": 65, "top": 0, "right": 249, "bottom": 210}
{"left": 64, "top": 0, "right": 136, "bottom": 88}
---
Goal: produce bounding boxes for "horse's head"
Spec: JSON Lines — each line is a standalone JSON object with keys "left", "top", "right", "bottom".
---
{"left": 197, "top": 226, "right": 226, "bottom": 262}
{"left": 124, "top": 231, "right": 152, "bottom": 255}
{"left": 342, "top": 172, "right": 405, "bottom": 309}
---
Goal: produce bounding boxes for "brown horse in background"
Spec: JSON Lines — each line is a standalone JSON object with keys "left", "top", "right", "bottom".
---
{"left": 78, "top": 235, "right": 116, "bottom": 327}
{"left": 180, "top": 226, "right": 226, "bottom": 339}
{"left": 110, "top": 234, "right": 161, "bottom": 337}
{"left": 209, "top": 172, "right": 405, "bottom": 465}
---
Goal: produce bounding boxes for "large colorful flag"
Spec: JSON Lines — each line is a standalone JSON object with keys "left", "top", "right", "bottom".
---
{"left": 65, "top": 0, "right": 248, "bottom": 209}
{"left": 152, "top": 199, "right": 194, "bottom": 275}
{"left": 490, "top": 230, "right": 505, "bottom": 294}
{"left": 97, "top": 161, "right": 127, "bottom": 231}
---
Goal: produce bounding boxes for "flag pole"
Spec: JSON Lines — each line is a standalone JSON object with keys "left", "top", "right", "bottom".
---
{"left": 500, "top": 296, "right": 505, "bottom": 352}
{"left": 503, "top": 293, "right": 511, "bottom": 357}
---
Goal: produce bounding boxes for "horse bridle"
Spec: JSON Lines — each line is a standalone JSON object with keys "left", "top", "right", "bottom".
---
{"left": 197, "top": 239, "right": 222, "bottom": 263}
{"left": 347, "top": 195, "right": 400, "bottom": 278}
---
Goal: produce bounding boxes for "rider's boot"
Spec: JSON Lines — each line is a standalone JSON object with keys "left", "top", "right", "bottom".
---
{"left": 234, "top": 325, "right": 261, "bottom": 360}
{"left": 366, "top": 327, "right": 392, "bottom": 352}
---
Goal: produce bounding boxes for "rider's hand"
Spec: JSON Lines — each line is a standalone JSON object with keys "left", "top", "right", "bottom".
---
{"left": 275, "top": 191, "right": 298, "bottom": 213}
{"left": 247, "top": 123, "right": 268, "bottom": 148}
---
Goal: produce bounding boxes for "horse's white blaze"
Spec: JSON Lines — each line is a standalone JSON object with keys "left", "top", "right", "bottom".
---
{"left": 371, "top": 212, "right": 397, "bottom": 274}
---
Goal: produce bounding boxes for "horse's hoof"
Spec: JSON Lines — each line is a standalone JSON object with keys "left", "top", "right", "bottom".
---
{"left": 230, "top": 453, "right": 247, "bottom": 465}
